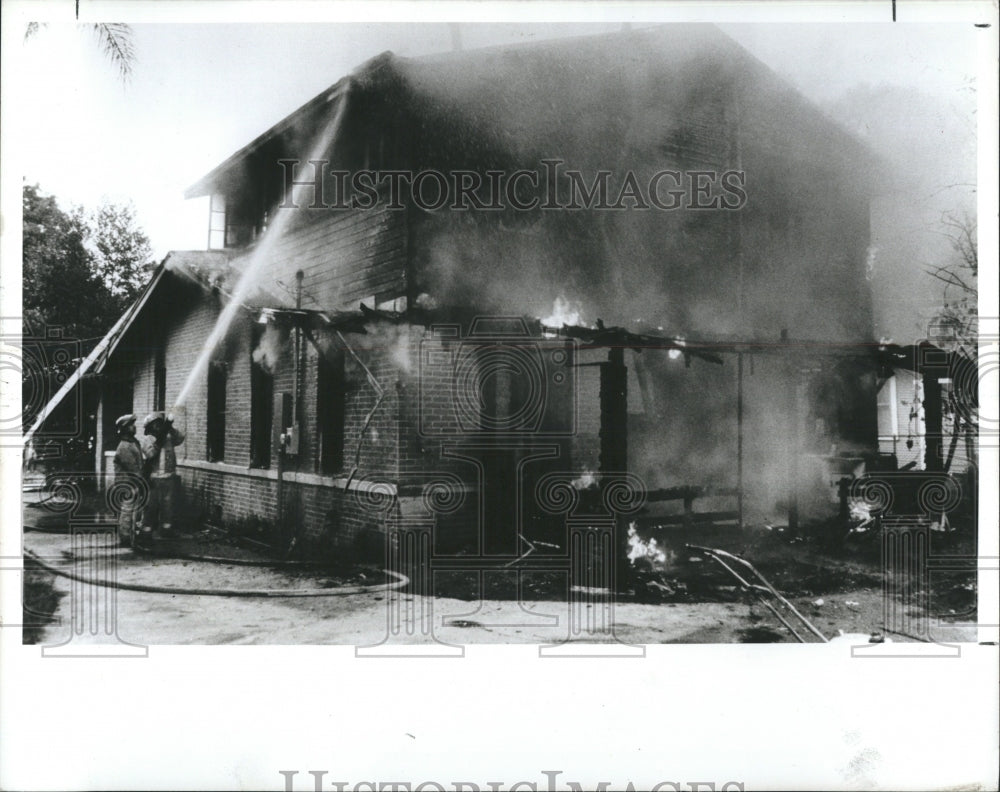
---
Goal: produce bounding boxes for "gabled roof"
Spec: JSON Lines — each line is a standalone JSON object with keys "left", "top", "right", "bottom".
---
{"left": 184, "top": 79, "right": 351, "bottom": 199}
{"left": 185, "top": 25, "right": 876, "bottom": 199}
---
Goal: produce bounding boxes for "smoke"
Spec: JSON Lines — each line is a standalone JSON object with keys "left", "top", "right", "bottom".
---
{"left": 251, "top": 322, "right": 290, "bottom": 374}
{"left": 333, "top": 322, "right": 413, "bottom": 386}
{"left": 821, "top": 83, "right": 977, "bottom": 342}
{"left": 391, "top": 26, "right": 976, "bottom": 347}
{"left": 163, "top": 250, "right": 235, "bottom": 291}
{"left": 362, "top": 322, "right": 412, "bottom": 374}
{"left": 372, "top": 27, "right": 974, "bottom": 525}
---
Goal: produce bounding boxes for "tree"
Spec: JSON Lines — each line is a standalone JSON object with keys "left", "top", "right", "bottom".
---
{"left": 22, "top": 183, "right": 115, "bottom": 343}
{"left": 90, "top": 200, "right": 153, "bottom": 302}
{"left": 926, "top": 210, "right": 978, "bottom": 473}
{"left": 22, "top": 184, "right": 154, "bottom": 465}
{"left": 23, "top": 185, "right": 154, "bottom": 340}
{"left": 22, "top": 184, "right": 108, "bottom": 460}
{"left": 927, "top": 210, "right": 977, "bottom": 355}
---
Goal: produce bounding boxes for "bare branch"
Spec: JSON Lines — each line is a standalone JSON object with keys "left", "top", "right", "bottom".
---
{"left": 925, "top": 265, "right": 975, "bottom": 296}
{"left": 940, "top": 210, "right": 978, "bottom": 273}
{"left": 926, "top": 182, "right": 977, "bottom": 198}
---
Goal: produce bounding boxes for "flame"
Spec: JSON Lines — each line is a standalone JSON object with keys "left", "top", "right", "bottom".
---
{"left": 626, "top": 522, "right": 667, "bottom": 565}
{"left": 849, "top": 500, "right": 872, "bottom": 522}
{"left": 667, "top": 334, "right": 685, "bottom": 360}
{"left": 542, "top": 296, "right": 583, "bottom": 328}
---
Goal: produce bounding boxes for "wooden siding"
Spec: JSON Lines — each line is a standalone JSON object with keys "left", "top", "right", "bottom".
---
{"left": 229, "top": 202, "right": 407, "bottom": 313}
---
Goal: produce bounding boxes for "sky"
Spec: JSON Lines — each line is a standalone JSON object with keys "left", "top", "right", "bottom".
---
{"left": 5, "top": 12, "right": 986, "bottom": 261}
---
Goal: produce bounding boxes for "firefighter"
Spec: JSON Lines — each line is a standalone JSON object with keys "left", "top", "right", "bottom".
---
{"left": 112, "top": 414, "right": 144, "bottom": 547}
{"left": 141, "top": 411, "right": 186, "bottom": 539}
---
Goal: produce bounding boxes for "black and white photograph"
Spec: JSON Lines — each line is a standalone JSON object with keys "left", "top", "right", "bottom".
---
{"left": 1, "top": 1, "right": 997, "bottom": 789}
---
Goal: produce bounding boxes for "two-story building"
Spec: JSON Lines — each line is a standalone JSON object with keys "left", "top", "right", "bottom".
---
{"left": 32, "top": 25, "right": 883, "bottom": 561}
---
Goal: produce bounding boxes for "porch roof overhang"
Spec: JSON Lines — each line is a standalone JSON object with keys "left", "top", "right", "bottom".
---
{"left": 23, "top": 250, "right": 234, "bottom": 446}
{"left": 23, "top": 265, "right": 167, "bottom": 446}
{"left": 258, "top": 302, "right": 947, "bottom": 371}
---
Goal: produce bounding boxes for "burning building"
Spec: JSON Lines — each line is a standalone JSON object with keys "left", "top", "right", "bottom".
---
{"left": 31, "top": 25, "right": 891, "bottom": 562}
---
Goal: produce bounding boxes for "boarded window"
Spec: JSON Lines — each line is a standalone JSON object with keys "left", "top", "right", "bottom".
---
{"left": 154, "top": 344, "right": 166, "bottom": 412}
{"left": 207, "top": 360, "right": 226, "bottom": 462}
{"left": 316, "top": 348, "right": 346, "bottom": 475}
{"left": 250, "top": 329, "right": 273, "bottom": 469}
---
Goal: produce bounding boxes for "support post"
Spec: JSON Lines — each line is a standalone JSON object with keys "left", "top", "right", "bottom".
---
{"left": 786, "top": 351, "right": 800, "bottom": 534}
{"left": 737, "top": 352, "right": 744, "bottom": 528}
{"left": 922, "top": 371, "right": 944, "bottom": 472}
{"left": 599, "top": 345, "right": 629, "bottom": 590}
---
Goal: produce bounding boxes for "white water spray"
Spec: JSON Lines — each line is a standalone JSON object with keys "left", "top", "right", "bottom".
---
{"left": 173, "top": 86, "right": 351, "bottom": 409}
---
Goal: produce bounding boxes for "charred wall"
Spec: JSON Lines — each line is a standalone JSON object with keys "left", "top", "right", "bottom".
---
{"left": 382, "top": 28, "right": 876, "bottom": 524}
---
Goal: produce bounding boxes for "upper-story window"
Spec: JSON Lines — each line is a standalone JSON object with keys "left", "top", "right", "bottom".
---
{"left": 208, "top": 194, "right": 227, "bottom": 250}
{"left": 209, "top": 159, "right": 286, "bottom": 251}
{"left": 208, "top": 192, "right": 260, "bottom": 250}
{"left": 224, "top": 199, "right": 259, "bottom": 249}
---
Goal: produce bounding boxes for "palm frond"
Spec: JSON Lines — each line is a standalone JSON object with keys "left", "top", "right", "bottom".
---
{"left": 90, "top": 23, "right": 136, "bottom": 82}
{"left": 24, "top": 22, "right": 46, "bottom": 42}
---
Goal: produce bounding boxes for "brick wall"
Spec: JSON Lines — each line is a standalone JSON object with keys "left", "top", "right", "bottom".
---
{"left": 156, "top": 296, "right": 409, "bottom": 558}
{"left": 100, "top": 264, "right": 411, "bottom": 560}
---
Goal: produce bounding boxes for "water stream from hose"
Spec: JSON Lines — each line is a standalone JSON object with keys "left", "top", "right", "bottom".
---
{"left": 173, "top": 87, "right": 351, "bottom": 409}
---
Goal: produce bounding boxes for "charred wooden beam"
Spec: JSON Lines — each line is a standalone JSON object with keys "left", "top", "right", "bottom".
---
{"left": 545, "top": 322, "right": 724, "bottom": 365}
{"left": 634, "top": 511, "right": 741, "bottom": 527}
{"left": 262, "top": 305, "right": 964, "bottom": 373}
{"left": 644, "top": 485, "right": 740, "bottom": 502}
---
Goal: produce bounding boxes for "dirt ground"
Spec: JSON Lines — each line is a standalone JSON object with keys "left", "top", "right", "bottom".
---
{"left": 21, "top": 492, "right": 978, "bottom": 647}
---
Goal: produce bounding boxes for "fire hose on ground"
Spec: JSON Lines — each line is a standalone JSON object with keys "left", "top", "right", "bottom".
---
{"left": 23, "top": 548, "right": 408, "bottom": 598}
{"left": 685, "top": 544, "right": 829, "bottom": 643}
